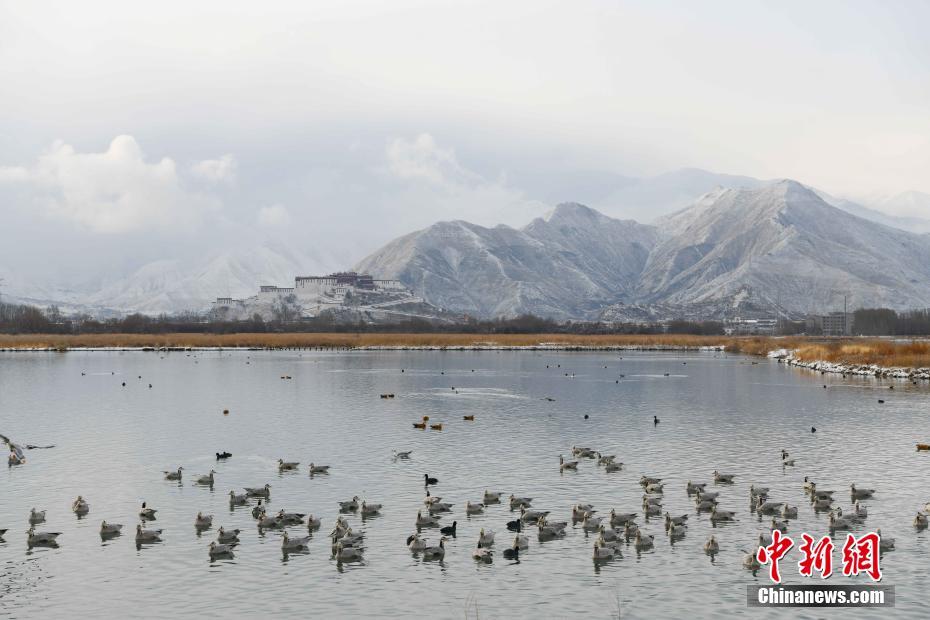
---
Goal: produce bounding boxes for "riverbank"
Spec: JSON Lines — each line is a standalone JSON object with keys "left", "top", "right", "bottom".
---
{"left": 769, "top": 346, "right": 930, "bottom": 381}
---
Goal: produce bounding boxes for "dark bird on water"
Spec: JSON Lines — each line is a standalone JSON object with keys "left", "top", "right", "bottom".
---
{"left": 424, "top": 473, "right": 438, "bottom": 486}
{"left": 216, "top": 451, "right": 232, "bottom": 460}
{"left": 440, "top": 521, "right": 457, "bottom": 536}
{"left": 654, "top": 416, "right": 659, "bottom": 425}
{"left": 811, "top": 427, "right": 817, "bottom": 433}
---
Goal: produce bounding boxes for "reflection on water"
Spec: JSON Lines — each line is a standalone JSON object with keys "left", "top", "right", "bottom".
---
{"left": 1, "top": 350, "right": 928, "bottom": 618}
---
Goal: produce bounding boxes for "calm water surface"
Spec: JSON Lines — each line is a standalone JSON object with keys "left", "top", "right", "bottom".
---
{"left": 1, "top": 350, "right": 928, "bottom": 619}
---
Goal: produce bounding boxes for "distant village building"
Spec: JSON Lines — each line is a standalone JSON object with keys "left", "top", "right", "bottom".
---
{"left": 723, "top": 317, "right": 777, "bottom": 335}
{"left": 807, "top": 311, "right": 853, "bottom": 336}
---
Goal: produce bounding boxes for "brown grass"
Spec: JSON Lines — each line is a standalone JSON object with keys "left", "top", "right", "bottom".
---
{"left": 792, "top": 340, "right": 930, "bottom": 368}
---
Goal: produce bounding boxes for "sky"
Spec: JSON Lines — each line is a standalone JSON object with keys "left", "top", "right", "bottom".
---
{"left": 1, "top": 0, "right": 929, "bottom": 291}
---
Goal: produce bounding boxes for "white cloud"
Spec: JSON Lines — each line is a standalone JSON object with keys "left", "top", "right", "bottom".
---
{"left": 1, "top": 135, "right": 220, "bottom": 233}
{"left": 257, "top": 204, "right": 290, "bottom": 228}
{"left": 386, "top": 133, "right": 479, "bottom": 187}
{"left": 191, "top": 154, "right": 237, "bottom": 183}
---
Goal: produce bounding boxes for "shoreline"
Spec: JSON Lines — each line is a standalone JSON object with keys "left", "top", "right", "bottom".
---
{"left": 768, "top": 348, "right": 930, "bottom": 381}
{"left": 0, "top": 344, "right": 727, "bottom": 352}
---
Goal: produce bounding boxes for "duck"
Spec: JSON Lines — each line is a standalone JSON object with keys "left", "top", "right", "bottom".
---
{"left": 813, "top": 498, "right": 834, "bottom": 511}
{"left": 596, "top": 452, "right": 617, "bottom": 466}
{"left": 257, "top": 512, "right": 284, "bottom": 529}
{"left": 163, "top": 467, "right": 183, "bottom": 481}
{"left": 72, "top": 496, "right": 90, "bottom": 515}
{"left": 559, "top": 455, "right": 579, "bottom": 471}
{"left": 664, "top": 513, "right": 688, "bottom": 530}
{"left": 623, "top": 522, "right": 640, "bottom": 540}
{"left": 803, "top": 477, "right": 815, "bottom": 492}
{"left": 440, "top": 521, "right": 458, "bottom": 536}
{"left": 29, "top": 508, "right": 46, "bottom": 525}
{"left": 686, "top": 480, "right": 707, "bottom": 495}
{"left": 520, "top": 507, "right": 550, "bottom": 523}
{"left": 251, "top": 500, "right": 266, "bottom": 518}
{"left": 361, "top": 501, "right": 382, "bottom": 516}
{"left": 333, "top": 541, "right": 364, "bottom": 561}
{"left": 782, "top": 456, "right": 796, "bottom": 466}
{"left": 876, "top": 529, "right": 894, "bottom": 551}
{"left": 503, "top": 542, "right": 521, "bottom": 560}
{"left": 640, "top": 476, "right": 662, "bottom": 487}
{"left": 393, "top": 450, "right": 413, "bottom": 459}
{"left": 245, "top": 484, "right": 271, "bottom": 498}
{"left": 634, "top": 531, "right": 654, "bottom": 549}
{"left": 135, "top": 524, "right": 162, "bottom": 543}
{"left": 850, "top": 484, "right": 875, "bottom": 499}
{"left": 208, "top": 542, "right": 235, "bottom": 558}
{"left": 416, "top": 510, "right": 440, "bottom": 528}
{"left": 645, "top": 483, "right": 664, "bottom": 494}
{"left": 99, "top": 521, "right": 122, "bottom": 536}
{"left": 643, "top": 503, "right": 662, "bottom": 517}
{"left": 422, "top": 537, "right": 447, "bottom": 560}
{"left": 332, "top": 528, "right": 364, "bottom": 546}
{"left": 308, "top": 463, "right": 330, "bottom": 474}
{"left": 713, "top": 470, "right": 735, "bottom": 483}
{"left": 756, "top": 498, "right": 784, "bottom": 515}
{"left": 749, "top": 485, "right": 769, "bottom": 498}
{"left": 506, "top": 519, "right": 522, "bottom": 532}
{"left": 483, "top": 490, "right": 501, "bottom": 503}
{"left": 810, "top": 485, "right": 835, "bottom": 501}
{"left": 424, "top": 490, "right": 442, "bottom": 505}
{"left": 139, "top": 502, "right": 157, "bottom": 520}
{"left": 428, "top": 501, "right": 453, "bottom": 514}
{"left": 572, "top": 504, "right": 596, "bottom": 520}
{"left": 217, "top": 527, "right": 240, "bottom": 543}
{"left": 513, "top": 531, "right": 530, "bottom": 549}
{"left": 281, "top": 531, "right": 311, "bottom": 552}
{"left": 696, "top": 490, "right": 720, "bottom": 503}
{"left": 915, "top": 512, "right": 929, "bottom": 529}
{"left": 429, "top": 423, "right": 443, "bottom": 431}
{"left": 277, "top": 459, "right": 299, "bottom": 471}
{"left": 424, "top": 474, "right": 438, "bottom": 486}
{"left": 667, "top": 523, "right": 687, "bottom": 537}
{"left": 696, "top": 499, "right": 717, "bottom": 512}
{"left": 572, "top": 445, "right": 596, "bottom": 458}
{"left": 229, "top": 491, "right": 249, "bottom": 507}
{"left": 196, "top": 470, "right": 216, "bottom": 486}
{"left": 537, "top": 520, "right": 566, "bottom": 539}
{"left": 645, "top": 494, "right": 663, "bottom": 506}
{"left": 710, "top": 508, "right": 736, "bottom": 522}
{"left": 277, "top": 510, "right": 306, "bottom": 525}
{"left": 466, "top": 501, "right": 485, "bottom": 515}
{"left": 194, "top": 512, "right": 213, "bottom": 528}
{"left": 509, "top": 495, "right": 532, "bottom": 509}
{"left": 307, "top": 515, "right": 322, "bottom": 531}
{"left": 472, "top": 545, "right": 493, "bottom": 562}
{"left": 593, "top": 541, "right": 615, "bottom": 560}
{"left": 215, "top": 452, "right": 232, "bottom": 460}
{"left": 412, "top": 421, "right": 427, "bottom": 429}
{"left": 582, "top": 515, "right": 604, "bottom": 531}
{"left": 478, "top": 528, "right": 495, "bottom": 546}
{"left": 538, "top": 516, "right": 568, "bottom": 531}
{"left": 462, "top": 415, "right": 475, "bottom": 421}
{"left": 849, "top": 503, "right": 868, "bottom": 521}
{"left": 828, "top": 512, "right": 855, "bottom": 531}
{"left": 407, "top": 533, "right": 428, "bottom": 551}
{"left": 743, "top": 550, "right": 762, "bottom": 570}
{"left": 26, "top": 527, "right": 61, "bottom": 545}
{"left": 598, "top": 524, "right": 620, "bottom": 542}
{"left": 605, "top": 462, "right": 624, "bottom": 473}
{"left": 610, "top": 510, "right": 638, "bottom": 526}
{"left": 339, "top": 496, "right": 360, "bottom": 511}
{"left": 704, "top": 535, "right": 720, "bottom": 553}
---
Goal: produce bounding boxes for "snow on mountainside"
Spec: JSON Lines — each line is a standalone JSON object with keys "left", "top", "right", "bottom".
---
{"left": 358, "top": 180, "right": 930, "bottom": 319}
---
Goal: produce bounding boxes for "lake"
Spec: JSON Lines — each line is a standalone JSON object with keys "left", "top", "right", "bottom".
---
{"left": 1, "top": 349, "right": 927, "bottom": 618}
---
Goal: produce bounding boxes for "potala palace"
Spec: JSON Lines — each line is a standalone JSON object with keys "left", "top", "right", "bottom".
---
{"left": 210, "top": 272, "right": 446, "bottom": 323}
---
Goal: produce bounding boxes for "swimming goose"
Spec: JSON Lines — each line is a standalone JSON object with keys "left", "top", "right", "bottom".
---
{"left": 412, "top": 421, "right": 427, "bottom": 429}
{"left": 812, "top": 498, "right": 834, "bottom": 511}
{"left": 559, "top": 455, "right": 579, "bottom": 471}
{"left": 704, "top": 536, "right": 720, "bottom": 553}
{"left": 478, "top": 528, "right": 495, "bottom": 546}
{"left": 277, "top": 510, "right": 306, "bottom": 525}
{"left": 466, "top": 501, "right": 485, "bottom": 515}
{"left": 749, "top": 485, "right": 769, "bottom": 498}
{"left": 229, "top": 491, "right": 249, "bottom": 507}
{"left": 195, "top": 512, "right": 213, "bottom": 528}
{"left": 483, "top": 490, "right": 501, "bottom": 503}
{"left": 307, "top": 515, "right": 322, "bottom": 531}
{"left": 281, "top": 531, "right": 311, "bottom": 552}
{"left": 665, "top": 513, "right": 688, "bottom": 529}
{"left": 593, "top": 541, "right": 616, "bottom": 560}
{"left": 696, "top": 499, "right": 717, "bottom": 512}
{"left": 244, "top": 484, "right": 271, "bottom": 498}
{"left": 781, "top": 504, "right": 799, "bottom": 519}
{"left": 520, "top": 507, "right": 550, "bottom": 523}
{"left": 135, "top": 524, "right": 162, "bottom": 543}
{"left": 634, "top": 531, "right": 654, "bottom": 549}
{"left": 361, "top": 501, "right": 382, "bottom": 516}
{"left": 339, "top": 496, "right": 360, "bottom": 511}
{"left": 582, "top": 515, "right": 604, "bottom": 531}
{"left": 407, "top": 533, "right": 428, "bottom": 551}
{"left": 850, "top": 484, "right": 875, "bottom": 499}
{"left": 596, "top": 452, "right": 616, "bottom": 466}
{"left": 537, "top": 520, "right": 567, "bottom": 539}
{"left": 598, "top": 524, "right": 620, "bottom": 542}
{"left": 828, "top": 512, "right": 855, "bottom": 531}
{"left": 440, "top": 521, "right": 458, "bottom": 536}
{"left": 139, "top": 503, "right": 157, "bottom": 520}
{"left": 609, "top": 510, "right": 638, "bottom": 526}
{"left": 513, "top": 530, "right": 530, "bottom": 549}
{"left": 100, "top": 521, "right": 122, "bottom": 536}
{"left": 572, "top": 504, "right": 596, "bottom": 520}
{"left": 667, "top": 523, "right": 687, "bottom": 537}
{"left": 423, "top": 473, "right": 438, "bottom": 486}
{"left": 770, "top": 518, "right": 788, "bottom": 533}
{"left": 429, "top": 423, "right": 443, "bottom": 431}
{"left": 333, "top": 541, "right": 363, "bottom": 561}
{"left": 605, "top": 462, "right": 624, "bottom": 473}
{"left": 196, "top": 470, "right": 216, "bottom": 486}
{"left": 424, "top": 490, "right": 442, "bottom": 505}
{"left": 914, "top": 513, "right": 928, "bottom": 529}
{"left": 217, "top": 527, "right": 240, "bottom": 543}
{"left": 308, "top": 463, "right": 330, "bottom": 474}
{"left": 251, "top": 500, "right": 266, "bottom": 518}
{"left": 743, "top": 550, "right": 762, "bottom": 570}
{"left": 572, "top": 445, "right": 596, "bottom": 458}
{"left": 26, "top": 528, "right": 61, "bottom": 545}
{"left": 332, "top": 528, "right": 364, "bottom": 546}
{"left": 808, "top": 484, "right": 834, "bottom": 500}
{"left": 472, "top": 545, "right": 493, "bottom": 562}
{"left": 803, "top": 477, "right": 816, "bottom": 492}
{"left": 538, "top": 516, "right": 568, "bottom": 531}
{"left": 29, "top": 509, "right": 46, "bottom": 525}
{"left": 257, "top": 512, "right": 284, "bottom": 529}
{"left": 416, "top": 511, "right": 440, "bottom": 527}
{"left": 645, "top": 483, "right": 664, "bottom": 494}
{"left": 278, "top": 459, "right": 299, "bottom": 471}
{"left": 686, "top": 481, "right": 707, "bottom": 495}
{"left": 393, "top": 450, "right": 412, "bottom": 459}
{"left": 782, "top": 457, "right": 796, "bottom": 466}
{"left": 640, "top": 476, "right": 662, "bottom": 487}
{"left": 72, "top": 496, "right": 90, "bottom": 515}
{"left": 623, "top": 522, "right": 640, "bottom": 539}
{"left": 710, "top": 508, "right": 736, "bottom": 522}
{"left": 696, "top": 491, "right": 720, "bottom": 503}
{"left": 876, "top": 529, "right": 894, "bottom": 551}
{"left": 643, "top": 503, "right": 662, "bottom": 517}
{"left": 208, "top": 542, "right": 235, "bottom": 558}
{"left": 503, "top": 542, "right": 521, "bottom": 560}
{"left": 713, "top": 471, "right": 735, "bottom": 483}
{"left": 428, "top": 501, "right": 453, "bottom": 514}
{"left": 422, "top": 537, "right": 447, "bottom": 560}
{"left": 756, "top": 498, "right": 784, "bottom": 515}
{"left": 163, "top": 467, "right": 183, "bottom": 481}
{"left": 509, "top": 495, "right": 533, "bottom": 509}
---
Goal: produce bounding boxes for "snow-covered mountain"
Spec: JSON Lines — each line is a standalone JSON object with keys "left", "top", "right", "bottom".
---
{"left": 357, "top": 180, "right": 930, "bottom": 319}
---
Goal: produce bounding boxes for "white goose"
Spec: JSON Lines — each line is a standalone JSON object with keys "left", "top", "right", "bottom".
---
{"left": 29, "top": 508, "right": 46, "bottom": 525}
{"left": 466, "top": 502, "right": 485, "bottom": 515}
{"left": 72, "top": 496, "right": 90, "bottom": 515}
{"left": 704, "top": 535, "right": 720, "bottom": 553}
{"left": 483, "top": 490, "right": 501, "bottom": 503}
{"left": 478, "top": 528, "right": 495, "bottom": 546}
{"left": 194, "top": 512, "right": 213, "bottom": 528}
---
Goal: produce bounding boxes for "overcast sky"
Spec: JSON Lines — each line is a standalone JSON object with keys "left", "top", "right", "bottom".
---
{"left": 1, "top": 0, "right": 929, "bottom": 288}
